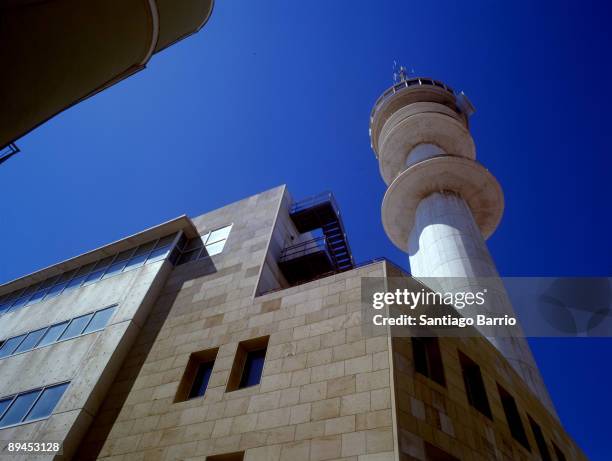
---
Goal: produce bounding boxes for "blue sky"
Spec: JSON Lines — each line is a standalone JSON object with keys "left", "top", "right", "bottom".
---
{"left": 2, "top": 0, "right": 611, "bottom": 458}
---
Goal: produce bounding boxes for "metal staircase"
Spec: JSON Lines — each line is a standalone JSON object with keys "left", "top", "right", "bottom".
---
{"left": 278, "top": 192, "right": 354, "bottom": 285}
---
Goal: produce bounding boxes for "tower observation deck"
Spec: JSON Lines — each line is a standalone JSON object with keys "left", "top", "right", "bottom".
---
{"left": 369, "top": 75, "right": 556, "bottom": 415}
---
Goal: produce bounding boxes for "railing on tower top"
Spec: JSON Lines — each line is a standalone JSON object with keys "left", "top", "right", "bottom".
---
{"left": 370, "top": 77, "right": 455, "bottom": 122}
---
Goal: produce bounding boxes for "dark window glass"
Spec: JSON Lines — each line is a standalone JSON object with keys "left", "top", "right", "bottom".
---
{"left": 0, "top": 390, "right": 40, "bottom": 428}
{"left": 124, "top": 253, "right": 149, "bottom": 271}
{"left": 497, "top": 384, "right": 530, "bottom": 450}
{"left": 206, "top": 452, "right": 244, "bottom": 461}
{"left": 459, "top": 351, "right": 492, "bottom": 419}
{"left": 44, "top": 282, "right": 67, "bottom": 299}
{"left": 8, "top": 296, "right": 29, "bottom": 311}
{"left": 424, "top": 442, "right": 460, "bottom": 461}
{"left": 155, "top": 235, "right": 176, "bottom": 248}
{"left": 553, "top": 443, "right": 567, "bottom": 461}
{"left": 528, "top": 416, "right": 552, "bottom": 461}
{"left": 147, "top": 245, "right": 170, "bottom": 263}
{"left": 57, "top": 269, "right": 77, "bottom": 283}
{"left": 102, "top": 260, "right": 127, "bottom": 279}
{"left": 26, "top": 289, "right": 47, "bottom": 305}
{"left": 83, "top": 269, "right": 105, "bottom": 285}
{"left": 239, "top": 349, "right": 266, "bottom": 388}
{"left": 13, "top": 328, "right": 47, "bottom": 354}
{"left": 0, "top": 398, "right": 12, "bottom": 419}
{"left": 58, "top": 314, "right": 93, "bottom": 341}
{"left": 24, "top": 383, "right": 69, "bottom": 422}
{"left": 412, "top": 337, "right": 446, "bottom": 386}
{"left": 37, "top": 322, "right": 69, "bottom": 347}
{"left": 65, "top": 274, "right": 87, "bottom": 290}
{"left": 40, "top": 276, "right": 60, "bottom": 289}
{"left": 189, "top": 362, "right": 215, "bottom": 399}
{"left": 115, "top": 248, "right": 136, "bottom": 262}
{"left": 74, "top": 263, "right": 96, "bottom": 277}
{"left": 0, "top": 303, "right": 11, "bottom": 315}
{"left": 0, "top": 335, "right": 26, "bottom": 358}
{"left": 177, "top": 248, "right": 201, "bottom": 265}
{"left": 82, "top": 307, "right": 116, "bottom": 334}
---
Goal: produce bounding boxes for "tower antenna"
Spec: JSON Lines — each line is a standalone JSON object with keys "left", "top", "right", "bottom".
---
{"left": 392, "top": 61, "right": 411, "bottom": 84}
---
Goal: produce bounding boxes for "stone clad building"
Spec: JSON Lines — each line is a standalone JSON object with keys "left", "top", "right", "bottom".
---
{"left": 0, "top": 185, "right": 587, "bottom": 460}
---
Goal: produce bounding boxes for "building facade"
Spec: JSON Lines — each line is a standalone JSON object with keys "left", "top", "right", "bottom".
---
{"left": 0, "top": 185, "right": 586, "bottom": 460}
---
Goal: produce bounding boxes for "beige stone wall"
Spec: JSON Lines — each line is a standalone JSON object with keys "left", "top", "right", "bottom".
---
{"left": 75, "top": 224, "right": 394, "bottom": 460}
{"left": 71, "top": 187, "right": 586, "bottom": 461}
{"left": 384, "top": 267, "right": 587, "bottom": 461}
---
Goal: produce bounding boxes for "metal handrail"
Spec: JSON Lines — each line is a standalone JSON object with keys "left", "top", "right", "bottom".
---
{"left": 259, "top": 257, "right": 409, "bottom": 296}
{"left": 279, "top": 236, "right": 329, "bottom": 262}
{"left": 370, "top": 77, "right": 455, "bottom": 122}
{"left": 290, "top": 191, "right": 339, "bottom": 215}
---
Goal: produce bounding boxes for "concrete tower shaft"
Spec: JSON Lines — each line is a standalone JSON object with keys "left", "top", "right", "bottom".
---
{"left": 370, "top": 77, "right": 556, "bottom": 415}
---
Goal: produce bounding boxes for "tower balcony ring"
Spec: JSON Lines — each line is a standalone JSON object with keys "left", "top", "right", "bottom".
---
{"left": 381, "top": 156, "right": 504, "bottom": 252}
{"left": 378, "top": 112, "right": 476, "bottom": 185}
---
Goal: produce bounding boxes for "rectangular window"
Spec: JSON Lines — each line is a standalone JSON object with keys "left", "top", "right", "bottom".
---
{"left": 458, "top": 351, "right": 492, "bottom": 419}
{"left": 553, "top": 443, "right": 567, "bottom": 461}
{"left": 0, "top": 383, "right": 69, "bottom": 429}
{"left": 124, "top": 242, "right": 155, "bottom": 271}
{"left": 23, "top": 383, "right": 69, "bottom": 422}
{"left": 58, "top": 313, "right": 94, "bottom": 341}
{"left": 528, "top": 416, "right": 552, "bottom": 461}
{"left": 0, "top": 235, "right": 178, "bottom": 319}
{"left": 13, "top": 328, "right": 47, "bottom": 354}
{"left": 0, "top": 335, "right": 26, "bottom": 358}
{"left": 497, "top": 384, "right": 530, "bottom": 450}
{"left": 0, "top": 306, "right": 116, "bottom": 359}
{"left": 189, "top": 362, "right": 215, "bottom": 399}
{"left": 0, "top": 390, "right": 40, "bottom": 427}
{"left": 175, "top": 348, "right": 218, "bottom": 402}
{"left": 227, "top": 336, "right": 269, "bottom": 392}
{"left": 412, "top": 337, "right": 446, "bottom": 386}
{"left": 82, "top": 306, "right": 116, "bottom": 334}
{"left": 37, "top": 322, "right": 69, "bottom": 348}
{"left": 147, "top": 235, "right": 176, "bottom": 263}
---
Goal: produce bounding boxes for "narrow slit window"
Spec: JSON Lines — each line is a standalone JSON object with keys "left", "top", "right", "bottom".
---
{"left": 189, "top": 362, "right": 215, "bottom": 399}
{"left": 459, "top": 351, "right": 492, "bottom": 419}
{"left": 528, "top": 415, "right": 552, "bottom": 461}
{"left": 227, "top": 336, "right": 269, "bottom": 392}
{"left": 175, "top": 348, "right": 219, "bottom": 402}
{"left": 553, "top": 443, "right": 567, "bottom": 461}
{"left": 497, "top": 384, "right": 530, "bottom": 450}
{"left": 412, "top": 336, "right": 446, "bottom": 386}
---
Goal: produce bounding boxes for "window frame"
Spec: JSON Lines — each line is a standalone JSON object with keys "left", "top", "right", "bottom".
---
{"left": 0, "top": 305, "right": 117, "bottom": 360}
{"left": 0, "top": 381, "right": 70, "bottom": 430}
{"left": 175, "top": 348, "right": 219, "bottom": 402}
{"left": 458, "top": 350, "right": 492, "bottom": 419}
{"left": 226, "top": 336, "right": 269, "bottom": 392}
{"left": 412, "top": 336, "right": 446, "bottom": 386}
